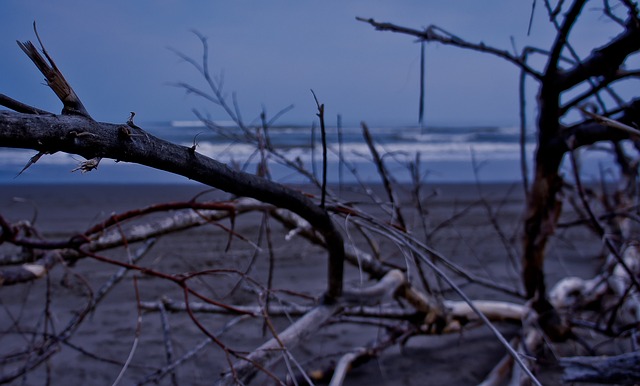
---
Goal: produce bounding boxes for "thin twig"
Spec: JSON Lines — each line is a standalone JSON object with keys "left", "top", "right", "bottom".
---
{"left": 112, "top": 276, "right": 143, "bottom": 386}
{"left": 356, "top": 17, "right": 542, "bottom": 79}
{"left": 361, "top": 122, "right": 406, "bottom": 230}
{"left": 158, "top": 301, "right": 178, "bottom": 386}
{"left": 311, "top": 90, "right": 328, "bottom": 208}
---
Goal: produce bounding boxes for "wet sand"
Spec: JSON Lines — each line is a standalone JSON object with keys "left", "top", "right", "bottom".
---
{"left": 0, "top": 183, "right": 604, "bottom": 385}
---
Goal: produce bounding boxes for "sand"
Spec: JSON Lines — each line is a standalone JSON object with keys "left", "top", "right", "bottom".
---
{"left": 0, "top": 183, "right": 605, "bottom": 385}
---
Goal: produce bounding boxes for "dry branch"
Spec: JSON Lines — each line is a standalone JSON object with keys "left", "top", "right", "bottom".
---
{"left": 0, "top": 36, "right": 353, "bottom": 384}
{"left": 356, "top": 17, "right": 541, "bottom": 78}
{"left": 16, "top": 26, "right": 89, "bottom": 117}
{"left": 0, "top": 198, "right": 267, "bottom": 285}
{"left": 215, "top": 304, "right": 341, "bottom": 385}
{"left": 0, "top": 111, "right": 345, "bottom": 298}
{"left": 560, "top": 351, "right": 640, "bottom": 383}
{"left": 358, "top": 5, "right": 640, "bottom": 344}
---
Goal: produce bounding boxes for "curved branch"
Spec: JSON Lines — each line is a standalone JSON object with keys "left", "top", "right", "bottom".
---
{"left": 0, "top": 93, "right": 52, "bottom": 115}
{"left": 558, "top": 17, "right": 640, "bottom": 91}
{"left": 356, "top": 17, "right": 542, "bottom": 79}
{"left": 546, "top": 0, "right": 587, "bottom": 77}
{"left": 0, "top": 111, "right": 345, "bottom": 299}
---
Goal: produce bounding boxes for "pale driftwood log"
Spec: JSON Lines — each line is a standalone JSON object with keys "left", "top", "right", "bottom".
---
{"left": 560, "top": 351, "right": 640, "bottom": 383}
{"left": 145, "top": 268, "right": 525, "bottom": 385}
{"left": 329, "top": 350, "right": 362, "bottom": 386}
{"left": 442, "top": 300, "right": 525, "bottom": 334}
{"left": 0, "top": 54, "right": 345, "bottom": 382}
{"left": 215, "top": 304, "right": 341, "bottom": 385}
{"left": 358, "top": 2, "right": 640, "bottom": 345}
{"left": 141, "top": 298, "right": 416, "bottom": 319}
{"left": 0, "top": 240, "right": 155, "bottom": 383}
{"left": 142, "top": 297, "right": 525, "bottom": 329}
{"left": 444, "top": 300, "right": 525, "bottom": 323}
{"left": 0, "top": 198, "right": 267, "bottom": 286}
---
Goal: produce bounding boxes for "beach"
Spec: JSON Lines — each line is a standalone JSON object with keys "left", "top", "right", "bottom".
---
{"left": 0, "top": 182, "right": 605, "bottom": 385}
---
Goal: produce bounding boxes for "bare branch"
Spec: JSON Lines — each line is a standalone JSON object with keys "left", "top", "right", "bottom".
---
{"left": 361, "top": 122, "right": 406, "bottom": 230}
{"left": 0, "top": 111, "right": 346, "bottom": 299}
{"left": 356, "top": 17, "right": 543, "bottom": 79}
{"left": 0, "top": 93, "right": 52, "bottom": 115}
{"left": 558, "top": 17, "right": 640, "bottom": 90}
{"left": 17, "top": 24, "right": 90, "bottom": 117}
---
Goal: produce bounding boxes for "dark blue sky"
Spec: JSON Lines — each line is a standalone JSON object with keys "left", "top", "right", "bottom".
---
{"left": 0, "top": 1, "right": 630, "bottom": 127}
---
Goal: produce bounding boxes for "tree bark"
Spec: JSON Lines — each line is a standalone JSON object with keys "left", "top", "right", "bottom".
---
{"left": 561, "top": 352, "right": 640, "bottom": 383}
{"left": 0, "top": 111, "right": 345, "bottom": 299}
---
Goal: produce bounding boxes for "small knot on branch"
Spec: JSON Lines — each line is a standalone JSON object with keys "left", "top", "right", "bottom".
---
{"left": 118, "top": 125, "right": 133, "bottom": 140}
{"left": 71, "top": 157, "right": 101, "bottom": 173}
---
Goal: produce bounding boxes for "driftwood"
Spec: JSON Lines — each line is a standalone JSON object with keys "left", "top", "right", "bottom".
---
{"left": 560, "top": 352, "right": 640, "bottom": 384}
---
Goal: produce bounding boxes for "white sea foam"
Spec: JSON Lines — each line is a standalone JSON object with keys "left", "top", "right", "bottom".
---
{"left": 0, "top": 122, "right": 623, "bottom": 184}
{"left": 170, "top": 120, "right": 206, "bottom": 127}
{"left": 193, "top": 141, "right": 537, "bottom": 163}
{"left": 170, "top": 120, "right": 237, "bottom": 128}
{"left": 398, "top": 133, "right": 475, "bottom": 143}
{"left": 0, "top": 140, "right": 534, "bottom": 168}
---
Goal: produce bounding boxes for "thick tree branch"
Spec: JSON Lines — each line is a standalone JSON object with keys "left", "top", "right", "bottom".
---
{"left": 561, "top": 352, "right": 640, "bottom": 383}
{"left": 558, "top": 18, "right": 640, "bottom": 91}
{"left": 561, "top": 98, "right": 640, "bottom": 149}
{"left": 0, "top": 93, "right": 52, "bottom": 115}
{"left": 0, "top": 111, "right": 345, "bottom": 299}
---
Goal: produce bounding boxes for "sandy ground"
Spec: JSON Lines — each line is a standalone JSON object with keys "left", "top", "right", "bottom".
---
{"left": 0, "top": 183, "right": 606, "bottom": 385}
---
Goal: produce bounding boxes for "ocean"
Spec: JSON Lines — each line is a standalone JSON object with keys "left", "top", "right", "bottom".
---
{"left": 0, "top": 120, "right": 619, "bottom": 185}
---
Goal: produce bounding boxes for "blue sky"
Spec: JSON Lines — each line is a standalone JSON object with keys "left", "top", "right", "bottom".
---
{"left": 0, "top": 1, "right": 630, "bottom": 127}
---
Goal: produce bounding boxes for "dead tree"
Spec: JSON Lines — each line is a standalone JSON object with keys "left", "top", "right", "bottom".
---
{"left": 0, "top": 26, "right": 547, "bottom": 385}
{"left": 358, "top": 0, "right": 640, "bottom": 340}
